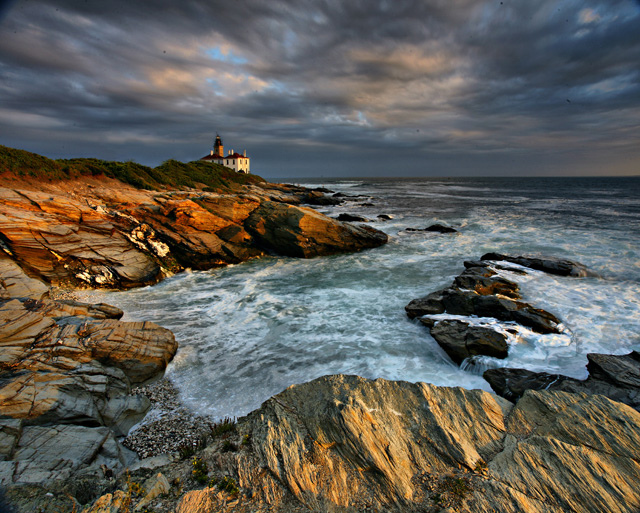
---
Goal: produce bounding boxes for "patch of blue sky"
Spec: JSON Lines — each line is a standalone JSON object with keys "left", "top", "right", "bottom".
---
{"left": 205, "top": 78, "right": 224, "bottom": 94}
{"left": 206, "top": 47, "right": 248, "bottom": 65}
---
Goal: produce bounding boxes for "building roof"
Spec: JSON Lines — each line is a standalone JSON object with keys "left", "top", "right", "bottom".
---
{"left": 200, "top": 152, "right": 249, "bottom": 161}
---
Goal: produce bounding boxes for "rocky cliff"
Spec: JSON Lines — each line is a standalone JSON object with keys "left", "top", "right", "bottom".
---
{"left": 0, "top": 178, "right": 387, "bottom": 291}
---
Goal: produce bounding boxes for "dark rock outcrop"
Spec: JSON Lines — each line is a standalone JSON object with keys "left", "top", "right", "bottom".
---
{"left": 403, "top": 224, "right": 458, "bottom": 234}
{"left": 484, "top": 351, "right": 640, "bottom": 411}
{"left": 481, "top": 252, "right": 598, "bottom": 277}
{"left": 336, "top": 213, "right": 370, "bottom": 222}
{"left": 430, "top": 320, "right": 509, "bottom": 364}
{"left": 406, "top": 254, "right": 598, "bottom": 367}
{"left": 406, "top": 261, "right": 562, "bottom": 335}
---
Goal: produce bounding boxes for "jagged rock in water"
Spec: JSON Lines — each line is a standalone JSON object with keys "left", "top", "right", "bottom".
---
{"left": 336, "top": 213, "right": 371, "bottom": 222}
{"left": 481, "top": 252, "right": 598, "bottom": 277}
{"left": 405, "top": 260, "right": 562, "bottom": 334}
{"left": 484, "top": 351, "right": 640, "bottom": 411}
{"left": 403, "top": 224, "right": 457, "bottom": 234}
{"left": 430, "top": 319, "right": 509, "bottom": 364}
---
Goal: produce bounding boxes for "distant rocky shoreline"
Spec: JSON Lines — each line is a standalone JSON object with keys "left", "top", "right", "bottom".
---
{"left": 2, "top": 171, "right": 640, "bottom": 512}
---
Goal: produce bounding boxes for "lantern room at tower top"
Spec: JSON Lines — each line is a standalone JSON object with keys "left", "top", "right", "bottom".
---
{"left": 199, "top": 134, "right": 250, "bottom": 174}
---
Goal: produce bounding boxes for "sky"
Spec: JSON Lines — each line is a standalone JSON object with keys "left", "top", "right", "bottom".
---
{"left": 0, "top": 0, "right": 639, "bottom": 178}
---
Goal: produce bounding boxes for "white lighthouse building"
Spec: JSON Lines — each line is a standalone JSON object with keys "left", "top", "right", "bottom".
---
{"left": 200, "top": 134, "right": 250, "bottom": 174}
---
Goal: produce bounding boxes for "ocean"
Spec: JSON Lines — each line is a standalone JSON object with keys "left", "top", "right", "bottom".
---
{"left": 84, "top": 176, "right": 640, "bottom": 420}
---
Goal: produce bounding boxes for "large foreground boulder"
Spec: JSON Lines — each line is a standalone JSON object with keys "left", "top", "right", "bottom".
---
{"left": 169, "top": 375, "right": 640, "bottom": 513}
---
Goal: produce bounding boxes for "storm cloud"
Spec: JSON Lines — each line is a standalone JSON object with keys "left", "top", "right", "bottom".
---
{"left": 0, "top": 0, "right": 638, "bottom": 177}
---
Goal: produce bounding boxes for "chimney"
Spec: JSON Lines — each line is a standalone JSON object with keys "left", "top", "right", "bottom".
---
{"left": 243, "top": 150, "right": 246, "bottom": 157}
{"left": 210, "top": 150, "right": 214, "bottom": 156}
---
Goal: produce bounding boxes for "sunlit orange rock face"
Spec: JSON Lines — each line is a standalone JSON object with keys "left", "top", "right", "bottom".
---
{"left": 175, "top": 375, "right": 640, "bottom": 513}
{"left": 0, "top": 181, "right": 387, "bottom": 290}
{"left": 244, "top": 201, "right": 388, "bottom": 258}
{"left": 0, "top": 248, "right": 178, "bottom": 487}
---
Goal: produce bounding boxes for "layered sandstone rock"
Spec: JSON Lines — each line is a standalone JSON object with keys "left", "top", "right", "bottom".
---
{"left": 0, "top": 187, "right": 162, "bottom": 289}
{"left": 0, "top": 181, "right": 387, "bottom": 290}
{"left": 0, "top": 295, "right": 177, "bottom": 486}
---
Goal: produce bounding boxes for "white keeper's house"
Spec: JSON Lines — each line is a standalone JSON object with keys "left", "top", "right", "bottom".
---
{"left": 200, "top": 134, "right": 250, "bottom": 174}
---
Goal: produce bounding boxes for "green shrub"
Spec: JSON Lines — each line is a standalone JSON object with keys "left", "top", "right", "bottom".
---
{"left": 0, "top": 145, "right": 265, "bottom": 192}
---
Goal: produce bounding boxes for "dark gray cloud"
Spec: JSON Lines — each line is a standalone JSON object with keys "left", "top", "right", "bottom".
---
{"left": 0, "top": 0, "right": 638, "bottom": 177}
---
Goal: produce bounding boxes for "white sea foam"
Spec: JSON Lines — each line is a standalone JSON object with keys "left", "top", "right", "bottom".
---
{"left": 86, "top": 177, "right": 640, "bottom": 421}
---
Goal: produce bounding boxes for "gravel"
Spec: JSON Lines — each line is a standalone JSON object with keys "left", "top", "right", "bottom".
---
{"left": 123, "top": 378, "right": 215, "bottom": 459}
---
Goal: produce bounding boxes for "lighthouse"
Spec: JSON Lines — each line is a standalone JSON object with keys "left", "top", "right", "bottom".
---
{"left": 213, "top": 134, "right": 223, "bottom": 157}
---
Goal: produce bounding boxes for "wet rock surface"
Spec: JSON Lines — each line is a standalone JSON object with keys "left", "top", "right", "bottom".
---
{"left": 335, "top": 213, "right": 371, "bottom": 222}
{"left": 406, "top": 257, "right": 564, "bottom": 346}
{"left": 480, "top": 252, "right": 599, "bottom": 277}
{"left": 430, "top": 320, "right": 509, "bottom": 365}
{"left": 484, "top": 351, "right": 640, "bottom": 411}
{"left": 406, "top": 254, "right": 599, "bottom": 377}
{"left": 403, "top": 224, "right": 458, "bottom": 234}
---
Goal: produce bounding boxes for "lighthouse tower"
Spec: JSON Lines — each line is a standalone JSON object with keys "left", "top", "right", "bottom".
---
{"left": 214, "top": 134, "right": 223, "bottom": 157}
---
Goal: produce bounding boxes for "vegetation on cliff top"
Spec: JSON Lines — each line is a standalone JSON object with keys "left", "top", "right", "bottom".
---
{"left": 0, "top": 144, "right": 265, "bottom": 191}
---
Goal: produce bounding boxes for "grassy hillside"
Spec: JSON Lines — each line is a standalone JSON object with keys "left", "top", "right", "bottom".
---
{"left": 0, "top": 144, "right": 265, "bottom": 191}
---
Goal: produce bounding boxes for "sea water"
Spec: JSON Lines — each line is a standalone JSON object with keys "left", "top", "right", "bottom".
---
{"left": 84, "top": 177, "right": 640, "bottom": 420}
